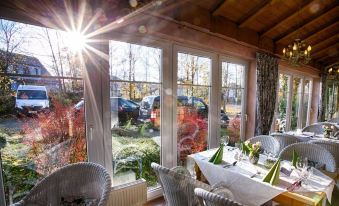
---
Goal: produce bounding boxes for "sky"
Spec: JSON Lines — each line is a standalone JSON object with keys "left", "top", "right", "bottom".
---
{"left": 0, "top": 19, "right": 80, "bottom": 76}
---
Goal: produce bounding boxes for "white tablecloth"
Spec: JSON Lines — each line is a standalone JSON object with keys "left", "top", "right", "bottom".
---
{"left": 285, "top": 131, "right": 339, "bottom": 143}
{"left": 190, "top": 148, "right": 335, "bottom": 206}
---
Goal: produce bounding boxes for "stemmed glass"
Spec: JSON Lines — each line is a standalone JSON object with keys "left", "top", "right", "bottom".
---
{"left": 296, "top": 157, "right": 312, "bottom": 185}
{"left": 220, "top": 136, "right": 229, "bottom": 146}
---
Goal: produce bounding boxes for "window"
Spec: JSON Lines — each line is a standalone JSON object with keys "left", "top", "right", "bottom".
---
{"left": 273, "top": 72, "right": 312, "bottom": 132}
{"left": 302, "top": 79, "right": 312, "bottom": 127}
{"left": 109, "top": 40, "right": 162, "bottom": 189}
{"left": 220, "top": 61, "right": 246, "bottom": 144}
{"left": 275, "top": 74, "right": 290, "bottom": 132}
{"left": 176, "top": 51, "right": 211, "bottom": 166}
{"left": 0, "top": 19, "right": 86, "bottom": 205}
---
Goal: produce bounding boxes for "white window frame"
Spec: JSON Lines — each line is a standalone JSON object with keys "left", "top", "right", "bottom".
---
{"left": 275, "top": 70, "right": 313, "bottom": 131}
{"left": 102, "top": 34, "right": 172, "bottom": 199}
{"left": 219, "top": 56, "right": 248, "bottom": 141}
{"left": 173, "top": 45, "right": 218, "bottom": 161}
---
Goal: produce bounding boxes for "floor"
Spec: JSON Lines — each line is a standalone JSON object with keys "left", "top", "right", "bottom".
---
{"left": 143, "top": 197, "right": 165, "bottom": 206}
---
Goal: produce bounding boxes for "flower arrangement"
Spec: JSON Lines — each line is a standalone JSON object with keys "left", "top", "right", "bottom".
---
{"left": 322, "top": 125, "right": 334, "bottom": 138}
{"left": 242, "top": 141, "right": 262, "bottom": 164}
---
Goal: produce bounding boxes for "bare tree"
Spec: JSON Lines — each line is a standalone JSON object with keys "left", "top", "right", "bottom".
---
{"left": 0, "top": 20, "right": 24, "bottom": 95}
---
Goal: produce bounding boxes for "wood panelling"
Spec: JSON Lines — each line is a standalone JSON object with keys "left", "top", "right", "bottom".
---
{"left": 0, "top": 0, "right": 337, "bottom": 68}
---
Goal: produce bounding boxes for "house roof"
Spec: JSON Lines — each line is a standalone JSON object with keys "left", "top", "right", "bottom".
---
{"left": 0, "top": 50, "right": 50, "bottom": 75}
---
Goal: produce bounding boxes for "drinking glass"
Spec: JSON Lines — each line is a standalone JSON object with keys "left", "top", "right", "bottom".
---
{"left": 221, "top": 136, "right": 230, "bottom": 146}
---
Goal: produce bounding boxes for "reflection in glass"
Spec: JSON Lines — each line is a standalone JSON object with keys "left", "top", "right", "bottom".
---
{"left": 275, "top": 74, "right": 290, "bottom": 132}
{"left": 177, "top": 53, "right": 211, "bottom": 166}
{"left": 291, "top": 77, "right": 302, "bottom": 130}
{"left": 302, "top": 80, "right": 311, "bottom": 128}
{"left": 220, "top": 62, "right": 244, "bottom": 144}
{"left": 109, "top": 41, "right": 161, "bottom": 189}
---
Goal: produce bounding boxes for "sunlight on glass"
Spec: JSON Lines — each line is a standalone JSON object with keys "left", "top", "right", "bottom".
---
{"left": 65, "top": 31, "right": 87, "bottom": 52}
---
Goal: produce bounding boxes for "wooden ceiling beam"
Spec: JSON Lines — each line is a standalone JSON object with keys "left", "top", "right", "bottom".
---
{"left": 211, "top": 0, "right": 226, "bottom": 16}
{"left": 311, "top": 34, "right": 339, "bottom": 53}
{"left": 238, "top": 0, "right": 271, "bottom": 27}
{"left": 260, "top": 0, "right": 313, "bottom": 36}
{"left": 319, "top": 55, "right": 339, "bottom": 66}
{"left": 312, "top": 43, "right": 339, "bottom": 58}
{"left": 275, "top": 4, "right": 339, "bottom": 43}
{"left": 303, "top": 19, "right": 339, "bottom": 43}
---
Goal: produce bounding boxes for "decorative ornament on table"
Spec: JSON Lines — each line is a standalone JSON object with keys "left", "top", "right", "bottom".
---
{"left": 322, "top": 125, "right": 334, "bottom": 138}
{"left": 242, "top": 141, "right": 262, "bottom": 165}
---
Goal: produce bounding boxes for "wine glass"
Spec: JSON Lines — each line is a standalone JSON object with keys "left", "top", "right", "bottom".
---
{"left": 220, "top": 136, "right": 229, "bottom": 146}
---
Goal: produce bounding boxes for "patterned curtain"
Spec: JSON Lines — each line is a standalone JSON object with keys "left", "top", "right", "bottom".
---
{"left": 318, "top": 73, "right": 327, "bottom": 122}
{"left": 256, "top": 52, "right": 278, "bottom": 135}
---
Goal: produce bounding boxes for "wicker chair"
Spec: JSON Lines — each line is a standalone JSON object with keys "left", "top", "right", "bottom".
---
{"left": 302, "top": 122, "right": 339, "bottom": 134}
{"left": 278, "top": 142, "right": 337, "bottom": 172}
{"left": 271, "top": 133, "right": 300, "bottom": 153}
{"left": 248, "top": 135, "right": 280, "bottom": 157}
{"left": 194, "top": 188, "right": 243, "bottom": 206}
{"left": 151, "top": 162, "right": 212, "bottom": 206}
{"left": 309, "top": 140, "right": 339, "bottom": 170}
{"left": 11, "top": 162, "right": 112, "bottom": 206}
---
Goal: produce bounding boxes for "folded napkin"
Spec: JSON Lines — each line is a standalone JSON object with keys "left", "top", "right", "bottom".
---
{"left": 292, "top": 150, "right": 299, "bottom": 167}
{"left": 263, "top": 159, "right": 281, "bottom": 185}
{"left": 209, "top": 144, "right": 224, "bottom": 164}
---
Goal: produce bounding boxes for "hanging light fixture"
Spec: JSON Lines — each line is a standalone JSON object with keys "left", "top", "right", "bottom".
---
{"left": 282, "top": 39, "right": 312, "bottom": 66}
{"left": 282, "top": 3, "right": 312, "bottom": 66}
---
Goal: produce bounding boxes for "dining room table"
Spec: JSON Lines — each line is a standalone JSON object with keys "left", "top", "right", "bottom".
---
{"left": 282, "top": 131, "right": 339, "bottom": 143}
{"left": 188, "top": 146, "right": 338, "bottom": 206}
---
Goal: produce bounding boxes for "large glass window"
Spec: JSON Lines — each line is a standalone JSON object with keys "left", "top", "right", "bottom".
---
{"left": 275, "top": 74, "right": 290, "bottom": 132}
{"left": 109, "top": 40, "right": 161, "bottom": 189}
{"left": 274, "top": 72, "right": 312, "bottom": 132}
{"left": 302, "top": 79, "right": 311, "bottom": 127}
{"left": 291, "top": 77, "right": 302, "bottom": 130}
{"left": 220, "top": 61, "right": 245, "bottom": 145}
{"left": 176, "top": 52, "right": 211, "bottom": 166}
{"left": 0, "top": 19, "right": 86, "bottom": 204}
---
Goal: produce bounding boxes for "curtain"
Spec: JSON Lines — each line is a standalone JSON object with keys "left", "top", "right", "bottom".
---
{"left": 318, "top": 73, "right": 327, "bottom": 122}
{"left": 256, "top": 52, "right": 278, "bottom": 135}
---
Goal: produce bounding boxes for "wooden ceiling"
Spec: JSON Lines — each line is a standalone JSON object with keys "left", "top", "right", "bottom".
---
{"left": 0, "top": 0, "right": 337, "bottom": 69}
{"left": 157, "top": 0, "right": 339, "bottom": 69}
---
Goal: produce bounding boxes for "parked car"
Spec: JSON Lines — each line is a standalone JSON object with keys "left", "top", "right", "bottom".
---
{"left": 15, "top": 85, "right": 49, "bottom": 115}
{"left": 138, "top": 95, "right": 228, "bottom": 127}
{"left": 74, "top": 97, "right": 140, "bottom": 125}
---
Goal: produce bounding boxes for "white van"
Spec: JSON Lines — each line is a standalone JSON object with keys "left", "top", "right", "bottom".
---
{"left": 15, "top": 85, "right": 49, "bottom": 114}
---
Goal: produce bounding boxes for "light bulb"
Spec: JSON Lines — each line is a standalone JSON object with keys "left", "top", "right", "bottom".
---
{"left": 304, "top": 50, "right": 307, "bottom": 55}
{"left": 307, "top": 45, "right": 311, "bottom": 51}
{"left": 283, "top": 48, "right": 286, "bottom": 54}
{"left": 293, "top": 43, "right": 297, "bottom": 50}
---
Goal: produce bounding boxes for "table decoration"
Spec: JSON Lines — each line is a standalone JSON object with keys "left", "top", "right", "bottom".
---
{"left": 263, "top": 159, "right": 281, "bottom": 185}
{"left": 242, "top": 140, "right": 261, "bottom": 164}
{"left": 208, "top": 144, "right": 224, "bottom": 164}
{"left": 323, "top": 125, "right": 334, "bottom": 138}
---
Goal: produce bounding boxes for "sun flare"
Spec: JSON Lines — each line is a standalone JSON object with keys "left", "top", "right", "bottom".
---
{"left": 65, "top": 31, "right": 87, "bottom": 53}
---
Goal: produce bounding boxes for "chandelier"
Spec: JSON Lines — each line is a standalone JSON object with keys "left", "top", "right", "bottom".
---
{"left": 282, "top": 39, "right": 312, "bottom": 66}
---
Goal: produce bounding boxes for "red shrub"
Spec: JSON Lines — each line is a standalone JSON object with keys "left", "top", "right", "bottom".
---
{"left": 23, "top": 97, "right": 86, "bottom": 176}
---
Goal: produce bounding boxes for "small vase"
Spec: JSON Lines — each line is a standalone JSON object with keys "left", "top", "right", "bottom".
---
{"left": 249, "top": 152, "right": 259, "bottom": 165}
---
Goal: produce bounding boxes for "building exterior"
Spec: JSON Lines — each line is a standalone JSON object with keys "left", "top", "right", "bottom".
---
{"left": 0, "top": 50, "right": 59, "bottom": 91}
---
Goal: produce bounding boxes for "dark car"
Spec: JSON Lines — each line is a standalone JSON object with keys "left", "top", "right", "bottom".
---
{"left": 74, "top": 97, "right": 140, "bottom": 125}
{"left": 138, "top": 95, "right": 228, "bottom": 126}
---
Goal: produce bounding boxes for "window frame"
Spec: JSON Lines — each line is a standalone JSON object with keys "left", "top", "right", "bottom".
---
{"left": 219, "top": 56, "right": 248, "bottom": 141}
{"left": 275, "top": 70, "right": 313, "bottom": 131}
{"left": 173, "top": 45, "right": 218, "bottom": 157}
